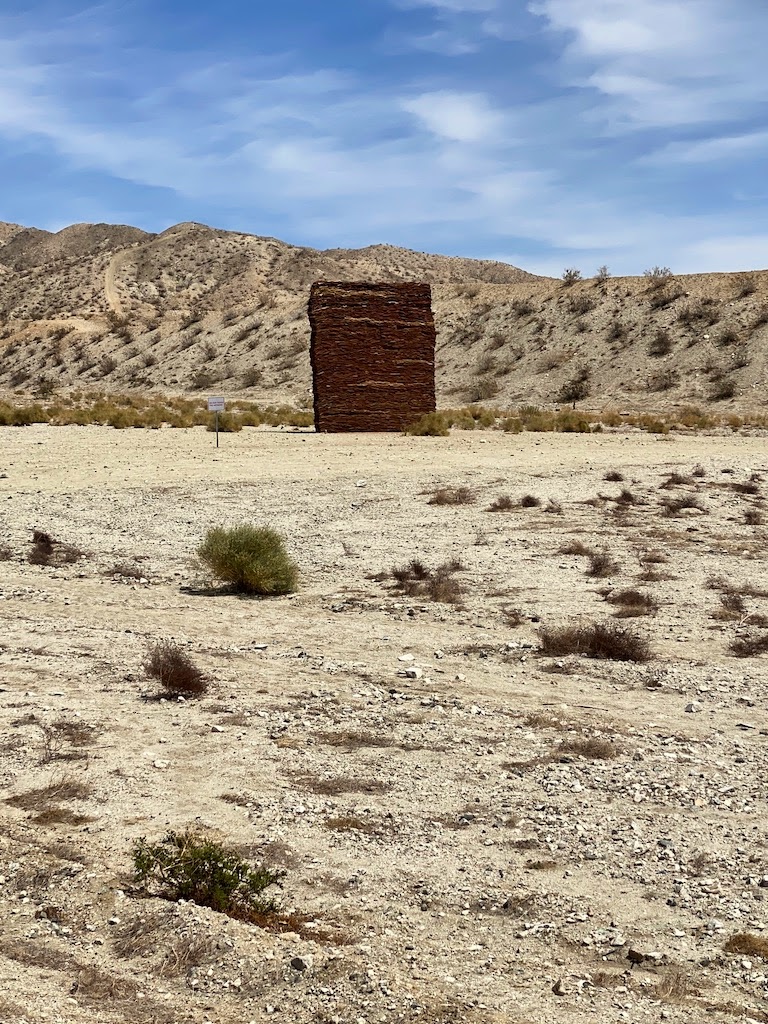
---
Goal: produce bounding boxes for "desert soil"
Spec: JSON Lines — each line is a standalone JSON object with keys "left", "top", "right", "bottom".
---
{"left": 2, "top": 424, "right": 768, "bottom": 1024}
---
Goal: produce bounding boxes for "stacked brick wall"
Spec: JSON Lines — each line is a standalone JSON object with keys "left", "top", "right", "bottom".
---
{"left": 308, "top": 281, "right": 436, "bottom": 432}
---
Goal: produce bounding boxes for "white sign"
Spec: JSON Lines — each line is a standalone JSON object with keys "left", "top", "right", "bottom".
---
{"left": 207, "top": 397, "right": 225, "bottom": 412}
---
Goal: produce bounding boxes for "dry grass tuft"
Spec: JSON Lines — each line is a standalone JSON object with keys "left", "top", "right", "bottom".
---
{"left": 559, "top": 736, "right": 619, "bottom": 759}
{"left": 537, "top": 621, "right": 652, "bottom": 662}
{"left": 604, "top": 588, "right": 659, "bottom": 617}
{"left": 428, "top": 486, "right": 475, "bottom": 506}
{"left": 294, "top": 775, "right": 392, "bottom": 796}
{"left": 587, "top": 550, "right": 621, "bottom": 578}
{"left": 603, "top": 470, "right": 624, "bottom": 482}
{"left": 315, "top": 730, "right": 395, "bottom": 749}
{"left": 6, "top": 776, "right": 93, "bottom": 810}
{"left": 655, "top": 968, "right": 698, "bottom": 1002}
{"left": 729, "top": 632, "right": 768, "bottom": 658}
{"left": 661, "top": 495, "right": 706, "bottom": 516}
{"left": 707, "top": 577, "right": 768, "bottom": 598}
{"left": 559, "top": 539, "right": 596, "bottom": 556}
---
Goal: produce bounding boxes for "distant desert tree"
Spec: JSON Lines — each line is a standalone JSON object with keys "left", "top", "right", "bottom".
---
{"left": 561, "top": 268, "right": 582, "bottom": 286}
{"left": 595, "top": 265, "right": 611, "bottom": 283}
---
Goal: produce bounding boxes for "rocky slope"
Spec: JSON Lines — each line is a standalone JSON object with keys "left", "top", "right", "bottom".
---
{"left": 0, "top": 220, "right": 766, "bottom": 413}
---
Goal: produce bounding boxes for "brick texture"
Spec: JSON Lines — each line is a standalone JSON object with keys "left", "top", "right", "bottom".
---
{"left": 309, "top": 281, "right": 436, "bottom": 432}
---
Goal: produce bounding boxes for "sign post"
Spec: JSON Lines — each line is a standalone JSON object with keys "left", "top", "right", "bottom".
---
{"left": 207, "top": 397, "right": 225, "bottom": 448}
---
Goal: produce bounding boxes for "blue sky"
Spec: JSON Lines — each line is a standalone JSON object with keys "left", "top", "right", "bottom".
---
{"left": 0, "top": 0, "right": 767, "bottom": 275}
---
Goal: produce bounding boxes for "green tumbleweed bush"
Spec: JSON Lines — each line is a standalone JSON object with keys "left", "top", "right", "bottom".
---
{"left": 133, "top": 830, "right": 284, "bottom": 919}
{"left": 197, "top": 524, "right": 298, "bottom": 594}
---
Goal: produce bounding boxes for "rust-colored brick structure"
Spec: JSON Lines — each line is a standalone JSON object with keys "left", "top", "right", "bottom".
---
{"left": 309, "top": 281, "right": 436, "bottom": 432}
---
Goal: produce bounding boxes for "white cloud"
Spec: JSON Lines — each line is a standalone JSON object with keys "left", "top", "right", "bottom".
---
{"left": 641, "top": 131, "right": 768, "bottom": 166}
{"left": 402, "top": 90, "right": 503, "bottom": 142}
{"left": 529, "top": 0, "right": 768, "bottom": 129}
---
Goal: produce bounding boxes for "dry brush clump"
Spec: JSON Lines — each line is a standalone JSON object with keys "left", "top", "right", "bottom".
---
{"left": 28, "top": 530, "right": 83, "bottom": 566}
{"left": 142, "top": 641, "right": 209, "bottom": 698}
{"left": 386, "top": 558, "right": 466, "bottom": 604}
{"left": 587, "top": 550, "right": 622, "bottom": 578}
{"left": 602, "top": 588, "right": 659, "bottom": 617}
{"left": 427, "top": 485, "right": 475, "bottom": 505}
{"left": 537, "top": 621, "right": 652, "bottom": 662}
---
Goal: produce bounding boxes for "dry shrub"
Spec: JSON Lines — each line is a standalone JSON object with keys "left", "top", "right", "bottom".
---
{"left": 294, "top": 775, "right": 391, "bottom": 796}
{"left": 428, "top": 486, "right": 474, "bottom": 506}
{"left": 587, "top": 550, "right": 621, "bottom": 577}
{"left": 109, "top": 560, "right": 147, "bottom": 580}
{"left": 28, "top": 529, "right": 83, "bottom": 566}
{"left": 639, "top": 549, "right": 669, "bottom": 565}
{"left": 604, "top": 588, "right": 659, "bottom": 617}
{"left": 315, "top": 730, "right": 394, "bottom": 749}
{"left": 488, "top": 495, "right": 515, "bottom": 512}
{"left": 520, "top": 494, "right": 541, "bottom": 507}
{"left": 559, "top": 736, "right": 619, "bottom": 759}
{"left": 75, "top": 966, "right": 139, "bottom": 1002}
{"left": 324, "top": 815, "right": 389, "bottom": 835}
{"left": 537, "top": 622, "right": 652, "bottom": 662}
{"left": 6, "top": 775, "right": 93, "bottom": 810}
{"left": 660, "top": 472, "right": 695, "bottom": 488}
{"left": 731, "top": 480, "right": 761, "bottom": 495}
{"left": 656, "top": 968, "right": 697, "bottom": 1002}
{"left": 707, "top": 577, "right": 768, "bottom": 598}
{"left": 37, "top": 718, "right": 98, "bottom": 763}
{"left": 604, "top": 470, "right": 624, "bottom": 482}
{"left": 724, "top": 933, "right": 768, "bottom": 959}
{"left": 713, "top": 592, "right": 746, "bottom": 621}
{"left": 729, "top": 632, "right": 768, "bottom": 658}
{"left": 388, "top": 559, "right": 465, "bottom": 604}
{"left": 559, "top": 539, "right": 595, "bottom": 556}
{"left": 661, "top": 495, "right": 706, "bottom": 516}
{"left": 745, "top": 508, "right": 765, "bottom": 526}
{"left": 142, "top": 641, "right": 208, "bottom": 697}
{"left": 33, "top": 806, "right": 93, "bottom": 826}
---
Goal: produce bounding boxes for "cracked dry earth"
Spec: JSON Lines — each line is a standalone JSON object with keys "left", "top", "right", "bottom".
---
{"left": 2, "top": 424, "right": 768, "bottom": 1024}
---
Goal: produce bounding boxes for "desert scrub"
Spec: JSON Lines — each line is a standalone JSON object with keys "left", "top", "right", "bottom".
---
{"left": 197, "top": 525, "right": 298, "bottom": 595}
{"left": 538, "top": 622, "right": 651, "bottom": 662}
{"left": 403, "top": 412, "right": 449, "bottom": 436}
{"left": 132, "top": 830, "right": 284, "bottom": 920}
{"left": 143, "top": 641, "right": 208, "bottom": 697}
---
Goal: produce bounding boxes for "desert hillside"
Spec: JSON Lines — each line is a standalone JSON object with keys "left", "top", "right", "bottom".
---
{"left": 0, "top": 219, "right": 766, "bottom": 412}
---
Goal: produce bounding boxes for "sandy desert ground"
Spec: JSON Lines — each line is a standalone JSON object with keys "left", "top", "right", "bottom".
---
{"left": 2, "top": 423, "right": 768, "bottom": 1024}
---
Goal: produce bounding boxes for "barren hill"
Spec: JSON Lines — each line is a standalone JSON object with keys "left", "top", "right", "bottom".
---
{"left": 0, "top": 219, "right": 766, "bottom": 413}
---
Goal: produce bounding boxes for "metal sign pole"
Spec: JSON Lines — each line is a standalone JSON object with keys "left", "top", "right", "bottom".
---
{"left": 207, "top": 396, "right": 225, "bottom": 449}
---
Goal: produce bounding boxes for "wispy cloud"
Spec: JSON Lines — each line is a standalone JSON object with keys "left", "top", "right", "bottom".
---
{"left": 529, "top": 0, "right": 768, "bottom": 130}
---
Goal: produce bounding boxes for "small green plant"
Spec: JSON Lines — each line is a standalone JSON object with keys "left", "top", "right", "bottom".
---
{"left": 132, "top": 830, "right": 285, "bottom": 920}
{"left": 197, "top": 525, "right": 298, "bottom": 595}
{"left": 143, "top": 641, "right": 208, "bottom": 697}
